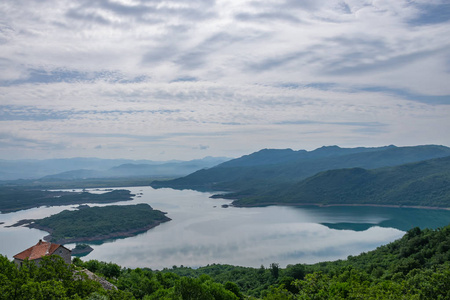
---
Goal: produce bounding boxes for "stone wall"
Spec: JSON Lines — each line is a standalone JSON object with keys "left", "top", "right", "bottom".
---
{"left": 55, "top": 245, "right": 72, "bottom": 264}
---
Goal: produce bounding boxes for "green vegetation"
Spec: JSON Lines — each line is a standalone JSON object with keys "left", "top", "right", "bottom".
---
{"left": 23, "top": 204, "right": 170, "bottom": 244}
{"left": 0, "top": 188, "right": 134, "bottom": 213}
{"left": 233, "top": 156, "right": 450, "bottom": 208}
{"left": 2, "top": 224, "right": 450, "bottom": 299}
{"left": 0, "top": 255, "right": 242, "bottom": 300}
{"left": 161, "top": 263, "right": 287, "bottom": 298}
{"left": 0, "top": 255, "right": 132, "bottom": 299}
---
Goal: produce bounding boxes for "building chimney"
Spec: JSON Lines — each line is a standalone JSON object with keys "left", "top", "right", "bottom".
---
{"left": 39, "top": 239, "right": 42, "bottom": 245}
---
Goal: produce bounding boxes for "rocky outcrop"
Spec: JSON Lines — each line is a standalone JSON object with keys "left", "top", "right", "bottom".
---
{"left": 76, "top": 269, "right": 117, "bottom": 290}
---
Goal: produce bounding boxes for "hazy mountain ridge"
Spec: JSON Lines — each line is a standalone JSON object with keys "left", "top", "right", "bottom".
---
{"left": 0, "top": 156, "right": 231, "bottom": 181}
{"left": 151, "top": 145, "right": 450, "bottom": 192}
{"left": 0, "top": 158, "right": 150, "bottom": 179}
{"left": 216, "top": 145, "right": 395, "bottom": 168}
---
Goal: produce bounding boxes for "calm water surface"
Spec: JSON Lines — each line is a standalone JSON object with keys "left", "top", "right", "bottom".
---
{"left": 1, "top": 187, "right": 450, "bottom": 269}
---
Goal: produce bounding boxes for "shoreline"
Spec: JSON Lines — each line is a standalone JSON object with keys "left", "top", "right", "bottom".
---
{"left": 0, "top": 189, "right": 135, "bottom": 214}
{"left": 10, "top": 218, "right": 170, "bottom": 245}
{"left": 231, "top": 202, "right": 450, "bottom": 211}
{"left": 35, "top": 219, "right": 170, "bottom": 244}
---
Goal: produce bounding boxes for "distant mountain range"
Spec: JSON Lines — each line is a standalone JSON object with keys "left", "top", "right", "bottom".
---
{"left": 151, "top": 144, "right": 450, "bottom": 208}
{"left": 0, "top": 156, "right": 230, "bottom": 181}
{"left": 151, "top": 145, "right": 450, "bottom": 190}
{"left": 3, "top": 144, "right": 450, "bottom": 208}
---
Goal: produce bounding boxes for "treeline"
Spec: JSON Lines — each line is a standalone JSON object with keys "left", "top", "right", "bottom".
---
{"left": 0, "top": 255, "right": 242, "bottom": 300}
{"left": 2, "top": 224, "right": 450, "bottom": 299}
{"left": 266, "top": 225, "right": 450, "bottom": 299}
{"left": 162, "top": 263, "right": 303, "bottom": 298}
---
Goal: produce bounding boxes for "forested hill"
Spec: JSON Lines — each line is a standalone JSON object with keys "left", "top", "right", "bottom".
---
{"left": 151, "top": 144, "right": 450, "bottom": 192}
{"left": 232, "top": 155, "right": 450, "bottom": 208}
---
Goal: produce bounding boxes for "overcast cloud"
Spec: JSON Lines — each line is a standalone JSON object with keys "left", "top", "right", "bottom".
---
{"left": 0, "top": 0, "right": 449, "bottom": 160}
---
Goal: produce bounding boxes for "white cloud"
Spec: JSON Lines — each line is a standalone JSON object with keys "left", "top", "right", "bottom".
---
{"left": 0, "top": 0, "right": 449, "bottom": 159}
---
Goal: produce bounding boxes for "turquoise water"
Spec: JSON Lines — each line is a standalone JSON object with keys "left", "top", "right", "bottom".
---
{"left": 1, "top": 187, "right": 449, "bottom": 269}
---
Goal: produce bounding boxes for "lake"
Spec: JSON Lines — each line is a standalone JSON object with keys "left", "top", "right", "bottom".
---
{"left": 1, "top": 186, "right": 450, "bottom": 269}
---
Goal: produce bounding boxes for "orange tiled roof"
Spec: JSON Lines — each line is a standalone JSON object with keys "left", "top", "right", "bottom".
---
{"left": 13, "top": 240, "right": 67, "bottom": 261}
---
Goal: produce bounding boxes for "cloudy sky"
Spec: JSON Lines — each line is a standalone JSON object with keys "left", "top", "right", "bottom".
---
{"left": 1, "top": 0, "right": 449, "bottom": 160}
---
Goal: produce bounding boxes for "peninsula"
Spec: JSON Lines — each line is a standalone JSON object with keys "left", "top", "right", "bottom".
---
{"left": 0, "top": 188, "right": 134, "bottom": 213}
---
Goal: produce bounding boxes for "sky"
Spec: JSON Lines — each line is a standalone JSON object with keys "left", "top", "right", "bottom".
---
{"left": 0, "top": 0, "right": 449, "bottom": 160}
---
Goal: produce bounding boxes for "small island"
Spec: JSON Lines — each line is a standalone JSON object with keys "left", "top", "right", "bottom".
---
{"left": 14, "top": 204, "right": 170, "bottom": 244}
{"left": 71, "top": 244, "right": 94, "bottom": 256}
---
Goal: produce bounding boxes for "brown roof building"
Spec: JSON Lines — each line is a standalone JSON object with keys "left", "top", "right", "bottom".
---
{"left": 13, "top": 240, "right": 71, "bottom": 266}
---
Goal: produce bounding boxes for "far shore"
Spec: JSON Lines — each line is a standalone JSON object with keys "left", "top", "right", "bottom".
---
{"left": 231, "top": 201, "right": 450, "bottom": 211}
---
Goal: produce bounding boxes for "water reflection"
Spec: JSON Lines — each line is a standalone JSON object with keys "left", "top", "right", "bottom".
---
{"left": 1, "top": 186, "right": 450, "bottom": 269}
{"left": 314, "top": 206, "right": 450, "bottom": 232}
{"left": 320, "top": 223, "right": 374, "bottom": 231}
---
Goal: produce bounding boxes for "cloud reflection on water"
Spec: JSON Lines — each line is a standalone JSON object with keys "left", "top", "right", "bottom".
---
{"left": 3, "top": 187, "right": 447, "bottom": 269}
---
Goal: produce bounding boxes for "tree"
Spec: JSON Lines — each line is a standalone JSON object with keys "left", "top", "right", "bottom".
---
{"left": 269, "top": 263, "right": 279, "bottom": 279}
{"left": 284, "top": 264, "right": 305, "bottom": 280}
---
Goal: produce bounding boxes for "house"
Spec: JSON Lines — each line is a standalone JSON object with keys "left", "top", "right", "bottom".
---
{"left": 13, "top": 239, "right": 71, "bottom": 267}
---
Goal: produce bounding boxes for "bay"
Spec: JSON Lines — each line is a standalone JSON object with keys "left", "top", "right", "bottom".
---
{"left": 1, "top": 186, "right": 450, "bottom": 269}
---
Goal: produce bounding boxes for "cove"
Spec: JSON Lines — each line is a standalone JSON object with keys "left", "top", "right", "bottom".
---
{"left": 1, "top": 186, "right": 450, "bottom": 270}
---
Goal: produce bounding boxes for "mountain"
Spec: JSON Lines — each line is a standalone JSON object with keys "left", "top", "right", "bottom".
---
{"left": 0, "top": 157, "right": 230, "bottom": 180}
{"left": 214, "top": 145, "right": 396, "bottom": 169}
{"left": 39, "top": 169, "right": 103, "bottom": 180}
{"left": 106, "top": 157, "right": 230, "bottom": 178}
{"left": 151, "top": 145, "right": 450, "bottom": 192}
{"left": 232, "top": 155, "right": 450, "bottom": 207}
{"left": 34, "top": 157, "right": 231, "bottom": 181}
{"left": 0, "top": 158, "right": 156, "bottom": 180}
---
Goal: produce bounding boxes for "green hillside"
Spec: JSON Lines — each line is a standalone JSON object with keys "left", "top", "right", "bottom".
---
{"left": 233, "top": 156, "right": 450, "bottom": 208}
{"left": 151, "top": 145, "right": 450, "bottom": 194}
